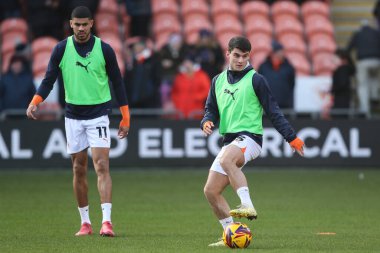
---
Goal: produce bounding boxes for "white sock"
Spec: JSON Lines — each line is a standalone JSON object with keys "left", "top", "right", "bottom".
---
{"left": 237, "top": 187, "right": 254, "bottom": 208}
{"left": 219, "top": 216, "right": 234, "bottom": 230}
{"left": 78, "top": 205, "right": 91, "bottom": 225}
{"left": 101, "top": 203, "right": 112, "bottom": 223}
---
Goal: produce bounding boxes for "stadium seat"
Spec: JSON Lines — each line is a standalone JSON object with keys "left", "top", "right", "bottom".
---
{"left": 308, "top": 33, "right": 337, "bottom": 57}
{"left": 304, "top": 18, "right": 334, "bottom": 38}
{"left": 248, "top": 33, "right": 272, "bottom": 54}
{"left": 278, "top": 33, "right": 307, "bottom": 54}
{"left": 251, "top": 51, "right": 268, "bottom": 70}
{"left": 241, "top": 1, "right": 270, "bottom": 20}
{"left": 0, "top": 18, "right": 28, "bottom": 35}
{"left": 312, "top": 52, "right": 339, "bottom": 76}
{"left": 271, "top": 1, "right": 300, "bottom": 18}
{"left": 95, "top": 15, "right": 119, "bottom": 35}
{"left": 31, "top": 37, "right": 58, "bottom": 57}
{"left": 99, "top": 33, "right": 123, "bottom": 54}
{"left": 244, "top": 16, "right": 273, "bottom": 37}
{"left": 214, "top": 15, "right": 243, "bottom": 37}
{"left": 97, "top": 0, "right": 118, "bottom": 15}
{"left": 301, "top": 1, "right": 330, "bottom": 18}
{"left": 1, "top": 32, "right": 28, "bottom": 56}
{"left": 285, "top": 52, "right": 311, "bottom": 76}
{"left": 217, "top": 31, "right": 243, "bottom": 51}
{"left": 152, "top": 14, "right": 181, "bottom": 36}
{"left": 274, "top": 18, "right": 303, "bottom": 38}
{"left": 151, "top": 0, "right": 178, "bottom": 15}
{"left": 184, "top": 18, "right": 213, "bottom": 39}
{"left": 211, "top": 0, "right": 239, "bottom": 17}
{"left": 33, "top": 51, "right": 52, "bottom": 78}
{"left": 181, "top": 0, "right": 209, "bottom": 17}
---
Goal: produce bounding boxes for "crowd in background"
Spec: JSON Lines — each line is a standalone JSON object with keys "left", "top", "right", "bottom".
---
{"left": 0, "top": 0, "right": 380, "bottom": 120}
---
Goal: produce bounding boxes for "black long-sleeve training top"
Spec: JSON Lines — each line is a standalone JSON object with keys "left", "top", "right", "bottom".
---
{"left": 36, "top": 35, "right": 128, "bottom": 120}
{"left": 201, "top": 65, "right": 297, "bottom": 146}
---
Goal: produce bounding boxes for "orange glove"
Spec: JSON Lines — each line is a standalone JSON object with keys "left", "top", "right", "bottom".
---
{"left": 289, "top": 137, "right": 305, "bottom": 156}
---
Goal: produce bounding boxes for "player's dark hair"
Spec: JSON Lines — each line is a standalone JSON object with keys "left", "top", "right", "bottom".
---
{"left": 71, "top": 6, "right": 92, "bottom": 19}
{"left": 228, "top": 36, "right": 251, "bottom": 53}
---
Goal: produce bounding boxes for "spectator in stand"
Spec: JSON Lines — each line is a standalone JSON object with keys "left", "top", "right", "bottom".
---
{"left": 0, "top": 0, "right": 23, "bottom": 22}
{"left": 158, "top": 33, "right": 190, "bottom": 107}
{"left": 125, "top": 0, "right": 151, "bottom": 37}
{"left": 24, "top": 0, "right": 66, "bottom": 40}
{"left": 0, "top": 55, "right": 35, "bottom": 112}
{"left": 124, "top": 38, "right": 161, "bottom": 108}
{"left": 170, "top": 56, "right": 210, "bottom": 119}
{"left": 331, "top": 49, "right": 356, "bottom": 111}
{"left": 347, "top": 19, "right": 380, "bottom": 114}
{"left": 192, "top": 29, "right": 225, "bottom": 80}
{"left": 258, "top": 40, "right": 295, "bottom": 110}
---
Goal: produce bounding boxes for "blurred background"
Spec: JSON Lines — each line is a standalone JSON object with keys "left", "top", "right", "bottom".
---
{"left": 1, "top": 0, "right": 380, "bottom": 168}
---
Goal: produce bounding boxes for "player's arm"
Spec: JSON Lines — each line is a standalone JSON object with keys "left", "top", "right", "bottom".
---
{"left": 102, "top": 42, "right": 130, "bottom": 139}
{"left": 253, "top": 73, "right": 304, "bottom": 156}
{"left": 26, "top": 41, "right": 65, "bottom": 120}
{"left": 201, "top": 76, "right": 220, "bottom": 136}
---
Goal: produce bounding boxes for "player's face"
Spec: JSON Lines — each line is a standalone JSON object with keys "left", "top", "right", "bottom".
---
{"left": 70, "top": 17, "right": 93, "bottom": 43}
{"left": 227, "top": 48, "right": 250, "bottom": 71}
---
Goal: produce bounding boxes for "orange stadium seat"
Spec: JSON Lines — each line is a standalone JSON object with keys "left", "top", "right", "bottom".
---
{"left": 301, "top": 1, "right": 330, "bottom": 18}
{"left": 99, "top": 33, "right": 123, "bottom": 54}
{"left": 95, "top": 15, "right": 119, "bottom": 35}
{"left": 181, "top": 0, "right": 209, "bottom": 17}
{"left": 251, "top": 51, "right": 268, "bottom": 70}
{"left": 1, "top": 32, "right": 28, "bottom": 56}
{"left": 274, "top": 18, "right": 303, "bottom": 38}
{"left": 248, "top": 33, "right": 272, "bottom": 54}
{"left": 211, "top": 0, "right": 239, "bottom": 17}
{"left": 214, "top": 15, "right": 243, "bottom": 37}
{"left": 0, "top": 18, "right": 28, "bottom": 35}
{"left": 285, "top": 52, "right": 311, "bottom": 76}
{"left": 217, "top": 31, "right": 243, "bottom": 51}
{"left": 241, "top": 1, "right": 270, "bottom": 20}
{"left": 97, "top": 0, "right": 118, "bottom": 15}
{"left": 304, "top": 18, "right": 334, "bottom": 38}
{"left": 31, "top": 37, "right": 59, "bottom": 57}
{"left": 244, "top": 16, "right": 273, "bottom": 37}
{"left": 151, "top": 0, "right": 178, "bottom": 15}
{"left": 271, "top": 0, "right": 300, "bottom": 18}
{"left": 152, "top": 14, "right": 181, "bottom": 36}
{"left": 312, "top": 52, "right": 338, "bottom": 76}
{"left": 309, "top": 34, "right": 337, "bottom": 57}
{"left": 278, "top": 33, "right": 307, "bottom": 54}
{"left": 33, "top": 51, "right": 52, "bottom": 78}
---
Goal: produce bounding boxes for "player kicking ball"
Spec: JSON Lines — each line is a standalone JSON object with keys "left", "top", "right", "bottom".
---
{"left": 201, "top": 36, "right": 304, "bottom": 246}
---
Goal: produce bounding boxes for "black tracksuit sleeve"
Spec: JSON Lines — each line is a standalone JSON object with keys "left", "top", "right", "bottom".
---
{"left": 253, "top": 73, "right": 297, "bottom": 142}
{"left": 101, "top": 42, "right": 128, "bottom": 106}
{"left": 200, "top": 75, "right": 220, "bottom": 129}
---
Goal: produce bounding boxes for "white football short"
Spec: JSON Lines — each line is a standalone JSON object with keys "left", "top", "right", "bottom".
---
{"left": 65, "top": 115, "right": 111, "bottom": 154}
{"left": 210, "top": 135, "right": 262, "bottom": 175}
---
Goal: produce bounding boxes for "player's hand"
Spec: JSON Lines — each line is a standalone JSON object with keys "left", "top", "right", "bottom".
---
{"left": 202, "top": 121, "right": 214, "bottom": 136}
{"left": 26, "top": 104, "right": 38, "bottom": 120}
{"left": 289, "top": 137, "right": 305, "bottom": 156}
{"left": 118, "top": 125, "right": 129, "bottom": 139}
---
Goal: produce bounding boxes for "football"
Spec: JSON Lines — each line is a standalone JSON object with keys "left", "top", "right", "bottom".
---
{"left": 223, "top": 222, "right": 252, "bottom": 249}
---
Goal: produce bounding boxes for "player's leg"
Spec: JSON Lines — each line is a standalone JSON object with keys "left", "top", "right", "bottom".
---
{"left": 65, "top": 117, "right": 93, "bottom": 236}
{"left": 85, "top": 115, "right": 114, "bottom": 236}
{"left": 221, "top": 136, "right": 261, "bottom": 220}
{"left": 72, "top": 150, "right": 93, "bottom": 235}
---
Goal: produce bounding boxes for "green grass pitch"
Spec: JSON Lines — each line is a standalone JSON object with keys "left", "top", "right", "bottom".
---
{"left": 0, "top": 168, "right": 379, "bottom": 253}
